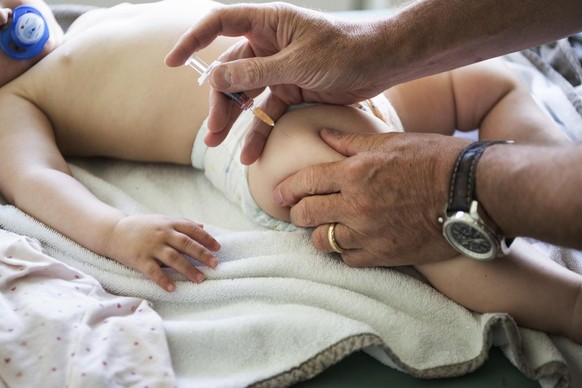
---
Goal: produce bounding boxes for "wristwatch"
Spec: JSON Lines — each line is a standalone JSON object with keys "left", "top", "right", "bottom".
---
{"left": 438, "top": 141, "right": 513, "bottom": 260}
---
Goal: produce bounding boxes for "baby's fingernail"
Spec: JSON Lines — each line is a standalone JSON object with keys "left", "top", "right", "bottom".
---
{"left": 166, "top": 283, "right": 175, "bottom": 292}
{"left": 209, "top": 256, "right": 218, "bottom": 268}
{"left": 196, "top": 273, "right": 205, "bottom": 283}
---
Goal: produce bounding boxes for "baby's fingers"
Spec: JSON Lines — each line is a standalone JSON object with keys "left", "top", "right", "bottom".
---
{"left": 169, "top": 233, "right": 219, "bottom": 271}
{"left": 141, "top": 259, "right": 177, "bottom": 293}
{"left": 157, "top": 246, "right": 208, "bottom": 286}
{"left": 0, "top": 9, "right": 12, "bottom": 26}
{"left": 173, "top": 220, "right": 221, "bottom": 258}
{"left": 143, "top": 219, "right": 222, "bottom": 289}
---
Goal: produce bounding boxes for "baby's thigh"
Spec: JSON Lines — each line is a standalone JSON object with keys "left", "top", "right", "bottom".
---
{"left": 248, "top": 104, "right": 391, "bottom": 221}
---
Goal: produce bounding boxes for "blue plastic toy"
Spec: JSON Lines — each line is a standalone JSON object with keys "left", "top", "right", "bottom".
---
{"left": 0, "top": 6, "right": 50, "bottom": 60}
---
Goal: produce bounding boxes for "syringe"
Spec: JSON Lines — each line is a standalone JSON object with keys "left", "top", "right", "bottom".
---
{"left": 185, "top": 53, "right": 275, "bottom": 127}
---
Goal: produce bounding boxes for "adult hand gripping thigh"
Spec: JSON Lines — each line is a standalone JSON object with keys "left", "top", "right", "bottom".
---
{"left": 273, "top": 129, "right": 470, "bottom": 267}
{"left": 165, "top": 2, "right": 393, "bottom": 164}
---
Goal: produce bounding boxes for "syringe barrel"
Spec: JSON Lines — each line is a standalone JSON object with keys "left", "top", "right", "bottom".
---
{"left": 185, "top": 54, "right": 209, "bottom": 76}
{"left": 224, "top": 91, "right": 254, "bottom": 110}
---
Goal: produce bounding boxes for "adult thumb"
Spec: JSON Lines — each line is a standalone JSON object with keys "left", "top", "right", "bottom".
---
{"left": 209, "top": 55, "right": 288, "bottom": 93}
{"left": 320, "top": 129, "right": 396, "bottom": 157}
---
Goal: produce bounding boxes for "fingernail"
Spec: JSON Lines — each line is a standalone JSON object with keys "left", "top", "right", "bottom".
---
{"left": 321, "top": 128, "right": 341, "bottom": 138}
{"left": 166, "top": 283, "right": 175, "bottom": 292}
{"left": 273, "top": 188, "right": 284, "bottom": 206}
{"left": 196, "top": 273, "right": 205, "bottom": 283}
{"left": 209, "top": 256, "right": 218, "bottom": 268}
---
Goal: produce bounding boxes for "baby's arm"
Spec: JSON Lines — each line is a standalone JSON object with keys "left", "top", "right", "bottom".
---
{"left": 0, "top": 92, "right": 219, "bottom": 292}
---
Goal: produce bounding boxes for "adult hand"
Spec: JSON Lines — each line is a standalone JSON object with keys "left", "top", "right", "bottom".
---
{"left": 166, "top": 2, "right": 390, "bottom": 164}
{"left": 273, "top": 129, "right": 470, "bottom": 266}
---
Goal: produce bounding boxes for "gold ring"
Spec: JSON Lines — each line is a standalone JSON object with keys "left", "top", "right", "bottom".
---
{"left": 327, "top": 223, "right": 344, "bottom": 254}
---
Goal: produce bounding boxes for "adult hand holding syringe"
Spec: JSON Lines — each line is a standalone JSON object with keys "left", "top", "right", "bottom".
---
{"left": 186, "top": 54, "right": 275, "bottom": 128}
{"left": 165, "top": 3, "right": 386, "bottom": 165}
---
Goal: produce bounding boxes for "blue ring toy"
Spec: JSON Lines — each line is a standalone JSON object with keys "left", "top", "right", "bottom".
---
{"left": 0, "top": 6, "right": 50, "bottom": 60}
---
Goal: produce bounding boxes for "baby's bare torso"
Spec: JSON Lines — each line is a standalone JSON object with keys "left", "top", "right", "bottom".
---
{"left": 10, "top": 0, "right": 236, "bottom": 163}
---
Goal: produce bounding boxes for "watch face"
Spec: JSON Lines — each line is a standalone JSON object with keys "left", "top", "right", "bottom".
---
{"left": 448, "top": 222, "right": 492, "bottom": 254}
{"left": 443, "top": 216, "right": 498, "bottom": 260}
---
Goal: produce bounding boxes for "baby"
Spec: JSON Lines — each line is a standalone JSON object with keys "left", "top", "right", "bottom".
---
{"left": 0, "top": 0, "right": 580, "bottom": 344}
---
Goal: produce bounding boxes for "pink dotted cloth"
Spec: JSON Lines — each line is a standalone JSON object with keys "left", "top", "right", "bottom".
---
{"left": 0, "top": 231, "right": 175, "bottom": 387}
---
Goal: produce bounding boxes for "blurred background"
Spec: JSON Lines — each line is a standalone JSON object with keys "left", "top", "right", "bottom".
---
{"left": 44, "top": 0, "right": 412, "bottom": 12}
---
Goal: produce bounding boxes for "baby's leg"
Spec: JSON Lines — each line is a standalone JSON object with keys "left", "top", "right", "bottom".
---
{"left": 416, "top": 240, "right": 582, "bottom": 343}
{"left": 247, "top": 101, "right": 582, "bottom": 343}
{"left": 248, "top": 103, "right": 393, "bottom": 221}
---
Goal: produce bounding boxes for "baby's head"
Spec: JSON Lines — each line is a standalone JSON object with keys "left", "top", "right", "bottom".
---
{"left": 0, "top": 0, "right": 64, "bottom": 87}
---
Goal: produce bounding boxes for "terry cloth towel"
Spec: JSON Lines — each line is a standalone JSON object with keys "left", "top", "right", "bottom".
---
{"left": 1, "top": 150, "right": 581, "bottom": 387}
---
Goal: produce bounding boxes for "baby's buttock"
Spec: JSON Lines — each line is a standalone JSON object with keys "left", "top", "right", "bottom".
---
{"left": 249, "top": 99, "right": 402, "bottom": 222}
{"left": 190, "top": 94, "right": 403, "bottom": 230}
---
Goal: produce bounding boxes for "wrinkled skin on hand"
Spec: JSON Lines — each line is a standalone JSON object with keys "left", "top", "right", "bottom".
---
{"left": 273, "top": 130, "right": 469, "bottom": 266}
{"left": 166, "top": 2, "right": 392, "bottom": 164}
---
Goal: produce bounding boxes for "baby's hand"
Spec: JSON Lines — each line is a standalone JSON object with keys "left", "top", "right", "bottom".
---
{"left": 0, "top": 8, "right": 12, "bottom": 27}
{"left": 108, "top": 214, "right": 220, "bottom": 292}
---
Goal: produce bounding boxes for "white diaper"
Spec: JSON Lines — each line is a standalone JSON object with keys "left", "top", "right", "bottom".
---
{"left": 191, "top": 93, "right": 402, "bottom": 231}
{"left": 192, "top": 113, "right": 298, "bottom": 231}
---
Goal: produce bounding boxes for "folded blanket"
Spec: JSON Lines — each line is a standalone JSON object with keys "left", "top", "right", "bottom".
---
{"left": 1, "top": 151, "right": 581, "bottom": 387}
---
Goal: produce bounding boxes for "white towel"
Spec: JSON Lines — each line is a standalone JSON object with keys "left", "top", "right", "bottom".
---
{"left": 1, "top": 156, "right": 581, "bottom": 387}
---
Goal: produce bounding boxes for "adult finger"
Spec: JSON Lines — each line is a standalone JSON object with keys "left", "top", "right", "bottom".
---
{"left": 238, "top": 98, "right": 287, "bottom": 164}
{"left": 238, "top": 88, "right": 300, "bottom": 164}
{"left": 208, "top": 52, "right": 294, "bottom": 94}
{"left": 289, "top": 192, "right": 344, "bottom": 228}
{"left": 273, "top": 161, "right": 343, "bottom": 207}
{"left": 319, "top": 129, "right": 400, "bottom": 157}
{"left": 204, "top": 88, "right": 284, "bottom": 161}
{"left": 239, "top": 127, "right": 272, "bottom": 166}
{"left": 204, "top": 39, "right": 289, "bottom": 153}
{"left": 199, "top": 40, "right": 254, "bottom": 141}
{"left": 204, "top": 90, "right": 243, "bottom": 146}
{"left": 311, "top": 222, "right": 356, "bottom": 253}
{"left": 165, "top": 4, "right": 256, "bottom": 67}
